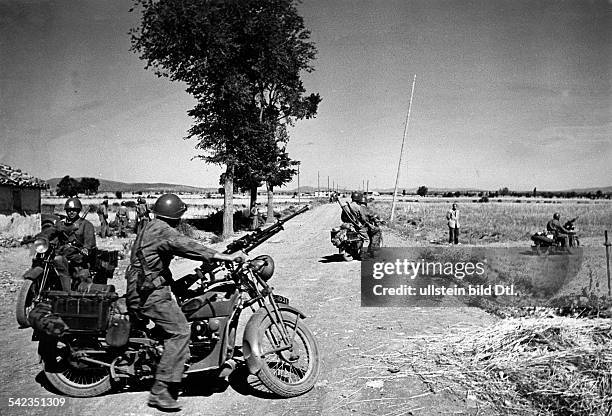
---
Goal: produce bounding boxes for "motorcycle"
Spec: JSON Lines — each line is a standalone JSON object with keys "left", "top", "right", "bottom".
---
{"left": 16, "top": 238, "right": 118, "bottom": 328}
{"left": 32, "top": 205, "right": 319, "bottom": 398}
{"left": 530, "top": 217, "right": 580, "bottom": 254}
{"left": 331, "top": 200, "right": 383, "bottom": 261}
{"left": 330, "top": 225, "right": 365, "bottom": 261}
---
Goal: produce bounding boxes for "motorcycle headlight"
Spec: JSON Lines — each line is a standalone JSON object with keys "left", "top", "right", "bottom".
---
{"left": 34, "top": 238, "right": 49, "bottom": 254}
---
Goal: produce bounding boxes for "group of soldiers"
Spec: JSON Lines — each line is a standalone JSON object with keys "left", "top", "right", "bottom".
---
{"left": 36, "top": 194, "right": 245, "bottom": 411}
{"left": 96, "top": 197, "right": 151, "bottom": 238}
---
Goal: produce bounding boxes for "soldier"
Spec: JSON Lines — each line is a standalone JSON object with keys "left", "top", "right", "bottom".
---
{"left": 116, "top": 201, "right": 129, "bottom": 237}
{"left": 37, "top": 197, "right": 97, "bottom": 291}
{"left": 135, "top": 197, "right": 150, "bottom": 234}
{"left": 342, "top": 191, "right": 382, "bottom": 258}
{"left": 446, "top": 202, "right": 460, "bottom": 244}
{"left": 97, "top": 199, "right": 111, "bottom": 238}
{"left": 249, "top": 203, "right": 260, "bottom": 230}
{"left": 125, "top": 193, "right": 247, "bottom": 411}
{"left": 546, "top": 212, "right": 572, "bottom": 247}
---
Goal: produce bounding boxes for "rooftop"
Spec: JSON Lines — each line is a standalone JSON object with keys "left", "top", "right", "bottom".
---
{"left": 0, "top": 164, "right": 48, "bottom": 189}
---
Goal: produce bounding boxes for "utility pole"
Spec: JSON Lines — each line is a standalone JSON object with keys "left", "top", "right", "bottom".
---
{"left": 317, "top": 171, "right": 320, "bottom": 200}
{"left": 297, "top": 162, "right": 301, "bottom": 204}
{"left": 367, "top": 180, "right": 369, "bottom": 194}
{"left": 327, "top": 176, "right": 330, "bottom": 196}
{"left": 605, "top": 230, "right": 611, "bottom": 296}
{"left": 390, "top": 74, "right": 417, "bottom": 222}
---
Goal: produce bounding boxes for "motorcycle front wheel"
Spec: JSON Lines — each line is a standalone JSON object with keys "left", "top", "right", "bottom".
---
{"left": 256, "top": 311, "right": 320, "bottom": 398}
{"left": 44, "top": 339, "right": 113, "bottom": 397}
{"left": 15, "top": 280, "right": 35, "bottom": 328}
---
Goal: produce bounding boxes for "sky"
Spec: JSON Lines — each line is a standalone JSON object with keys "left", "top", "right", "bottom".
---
{"left": 0, "top": 0, "right": 610, "bottom": 191}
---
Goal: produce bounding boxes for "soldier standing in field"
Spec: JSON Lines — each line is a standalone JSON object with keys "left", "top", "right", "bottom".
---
{"left": 446, "top": 202, "right": 460, "bottom": 244}
{"left": 135, "top": 197, "right": 150, "bottom": 234}
{"left": 116, "top": 201, "right": 129, "bottom": 237}
{"left": 97, "top": 199, "right": 111, "bottom": 238}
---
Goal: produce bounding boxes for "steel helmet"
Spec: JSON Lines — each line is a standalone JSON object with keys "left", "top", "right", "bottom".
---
{"left": 553, "top": 212, "right": 560, "bottom": 220}
{"left": 64, "top": 197, "right": 82, "bottom": 211}
{"left": 251, "top": 255, "right": 275, "bottom": 281}
{"left": 351, "top": 191, "right": 364, "bottom": 203}
{"left": 152, "top": 194, "right": 187, "bottom": 219}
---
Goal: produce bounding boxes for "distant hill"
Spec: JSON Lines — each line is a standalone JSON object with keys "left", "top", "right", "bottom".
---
{"left": 46, "top": 177, "right": 612, "bottom": 196}
{"left": 46, "top": 177, "right": 216, "bottom": 194}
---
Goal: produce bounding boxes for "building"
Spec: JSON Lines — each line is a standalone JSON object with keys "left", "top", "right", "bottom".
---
{"left": 0, "top": 164, "right": 48, "bottom": 215}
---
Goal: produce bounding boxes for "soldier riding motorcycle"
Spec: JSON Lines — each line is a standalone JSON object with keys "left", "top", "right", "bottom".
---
{"left": 331, "top": 191, "right": 383, "bottom": 261}
{"left": 27, "top": 203, "right": 318, "bottom": 402}
{"left": 16, "top": 198, "right": 104, "bottom": 328}
{"left": 531, "top": 215, "right": 580, "bottom": 254}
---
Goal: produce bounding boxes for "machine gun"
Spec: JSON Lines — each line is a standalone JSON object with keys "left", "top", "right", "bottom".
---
{"left": 564, "top": 216, "right": 579, "bottom": 231}
{"left": 224, "top": 205, "right": 310, "bottom": 254}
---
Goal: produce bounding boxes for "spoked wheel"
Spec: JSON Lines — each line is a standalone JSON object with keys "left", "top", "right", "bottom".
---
{"left": 44, "top": 338, "right": 112, "bottom": 397}
{"left": 15, "top": 280, "right": 36, "bottom": 328}
{"left": 256, "top": 311, "right": 320, "bottom": 398}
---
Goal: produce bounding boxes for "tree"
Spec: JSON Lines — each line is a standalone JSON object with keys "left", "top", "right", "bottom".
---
{"left": 79, "top": 177, "right": 100, "bottom": 195}
{"left": 499, "top": 187, "right": 509, "bottom": 196}
{"left": 130, "top": 0, "right": 319, "bottom": 238}
{"left": 56, "top": 175, "right": 81, "bottom": 197}
{"left": 416, "top": 186, "right": 428, "bottom": 197}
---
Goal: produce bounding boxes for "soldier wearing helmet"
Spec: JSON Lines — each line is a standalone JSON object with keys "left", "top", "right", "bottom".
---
{"left": 341, "top": 191, "right": 382, "bottom": 259}
{"left": 116, "top": 201, "right": 130, "bottom": 237}
{"left": 546, "top": 212, "right": 571, "bottom": 247}
{"left": 135, "top": 196, "right": 150, "bottom": 234}
{"left": 36, "top": 197, "right": 97, "bottom": 290}
{"left": 125, "top": 193, "right": 247, "bottom": 411}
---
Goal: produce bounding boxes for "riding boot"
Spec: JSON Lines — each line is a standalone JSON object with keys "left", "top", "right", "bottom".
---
{"left": 148, "top": 380, "right": 180, "bottom": 411}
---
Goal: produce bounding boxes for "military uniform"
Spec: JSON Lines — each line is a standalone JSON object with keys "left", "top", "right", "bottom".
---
{"left": 135, "top": 201, "right": 150, "bottom": 234}
{"left": 125, "top": 218, "right": 217, "bottom": 384}
{"left": 97, "top": 203, "right": 111, "bottom": 238}
{"left": 116, "top": 205, "right": 129, "bottom": 237}
{"left": 342, "top": 201, "right": 382, "bottom": 257}
{"left": 38, "top": 217, "right": 96, "bottom": 291}
{"left": 547, "top": 218, "right": 570, "bottom": 247}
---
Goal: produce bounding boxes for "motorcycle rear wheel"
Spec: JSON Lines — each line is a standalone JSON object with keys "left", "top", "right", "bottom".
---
{"left": 256, "top": 311, "right": 320, "bottom": 398}
{"left": 44, "top": 340, "right": 112, "bottom": 397}
{"left": 15, "top": 280, "right": 35, "bottom": 328}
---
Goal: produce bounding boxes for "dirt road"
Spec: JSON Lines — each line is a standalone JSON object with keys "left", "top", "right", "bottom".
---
{"left": 0, "top": 203, "right": 496, "bottom": 416}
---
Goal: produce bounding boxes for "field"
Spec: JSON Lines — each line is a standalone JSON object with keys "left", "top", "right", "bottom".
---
{"left": 371, "top": 199, "right": 612, "bottom": 244}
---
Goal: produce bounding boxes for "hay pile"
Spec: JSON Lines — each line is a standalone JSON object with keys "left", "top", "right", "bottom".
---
{"left": 377, "top": 318, "right": 612, "bottom": 415}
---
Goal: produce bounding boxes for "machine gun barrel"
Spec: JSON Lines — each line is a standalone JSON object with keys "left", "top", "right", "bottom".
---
{"left": 224, "top": 205, "right": 310, "bottom": 254}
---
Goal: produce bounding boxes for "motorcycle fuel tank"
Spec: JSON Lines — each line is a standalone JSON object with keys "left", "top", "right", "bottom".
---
{"left": 181, "top": 288, "right": 239, "bottom": 321}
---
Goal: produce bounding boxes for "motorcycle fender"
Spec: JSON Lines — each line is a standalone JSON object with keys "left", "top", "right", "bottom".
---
{"left": 242, "top": 305, "right": 307, "bottom": 375}
{"left": 23, "top": 266, "right": 44, "bottom": 281}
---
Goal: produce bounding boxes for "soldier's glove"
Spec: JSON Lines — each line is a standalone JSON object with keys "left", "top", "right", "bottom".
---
{"left": 232, "top": 251, "right": 248, "bottom": 263}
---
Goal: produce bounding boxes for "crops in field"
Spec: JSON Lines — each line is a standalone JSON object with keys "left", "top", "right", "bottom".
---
{"left": 372, "top": 200, "right": 612, "bottom": 244}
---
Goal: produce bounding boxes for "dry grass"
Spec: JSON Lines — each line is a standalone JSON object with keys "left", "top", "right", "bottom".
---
{"left": 372, "top": 200, "right": 612, "bottom": 244}
{"left": 371, "top": 317, "right": 612, "bottom": 416}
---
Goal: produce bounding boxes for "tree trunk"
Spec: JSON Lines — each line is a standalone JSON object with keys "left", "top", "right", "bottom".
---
{"left": 222, "top": 165, "right": 234, "bottom": 240}
{"left": 265, "top": 182, "right": 275, "bottom": 224}
{"left": 250, "top": 186, "right": 258, "bottom": 210}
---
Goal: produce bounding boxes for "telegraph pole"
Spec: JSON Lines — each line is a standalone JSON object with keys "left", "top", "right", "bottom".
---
{"left": 390, "top": 74, "right": 417, "bottom": 222}
{"left": 317, "top": 171, "right": 320, "bottom": 200}
{"left": 297, "top": 163, "right": 301, "bottom": 204}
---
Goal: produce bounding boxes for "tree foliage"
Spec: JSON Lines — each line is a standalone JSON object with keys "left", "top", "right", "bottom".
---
{"left": 416, "top": 185, "right": 428, "bottom": 197}
{"left": 130, "top": 0, "right": 319, "bottom": 237}
{"left": 56, "top": 175, "right": 81, "bottom": 197}
{"left": 80, "top": 177, "right": 100, "bottom": 195}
